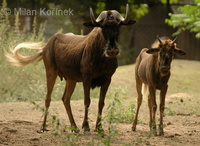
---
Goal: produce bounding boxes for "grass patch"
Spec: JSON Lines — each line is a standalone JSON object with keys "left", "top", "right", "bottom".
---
{"left": 165, "top": 108, "right": 176, "bottom": 116}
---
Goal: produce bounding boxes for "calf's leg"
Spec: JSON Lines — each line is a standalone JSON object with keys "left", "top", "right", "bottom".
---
{"left": 132, "top": 79, "right": 143, "bottom": 131}
{"left": 149, "top": 87, "right": 157, "bottom": 135}
{"left": 62, "top": 80, "right": 79, "bottom": 133}
{"left": 148, "top": 95, "right": 153, "bottom": 131}
{"left": 159, "top": 84, "right": 168, "bottom": 136}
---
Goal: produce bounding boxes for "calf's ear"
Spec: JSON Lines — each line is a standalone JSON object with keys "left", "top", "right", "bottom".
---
{"left": 174, "top": 48, "right": 186, "bottom": 56}
{"left": 146, "top": 48, "right": 159, "bottom": 54}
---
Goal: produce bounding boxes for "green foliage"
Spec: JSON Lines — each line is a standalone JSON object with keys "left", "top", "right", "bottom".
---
{"left": 166, "top": 0, "right": 200, "bottom": 38}
{"left": 129, "top": 3, "right": 149, "bottom": 20}
{"left": 190, "top": 107, "right": 198, "bottom": 115}
{"left": 98, "top": 88, "right": 136, "bottom": 146}
{"left": 134, "top": 137, "right": 151, "bottom": 145}
{"left": 30, "top": 96, "right": 133, "bottom": 146}
{"left": 160, "top": 0, "right": 179, "bottom": 4}
{"left": 104, "top": 87, "right": 136, "bottom": 124}
{"left": 31, "top": 101, "right": 84, "bottom": 146}
{"left": 96, "top": 2, "right": 106, "bottom": 14}
{"left": 31, "top": 88, "right": 136, "bottom": 145}
{"left": 165, "top": 108, "right": 176, "bottom": 116}
{"left": 31, "top": 101, "right": 45, "bottom": 112}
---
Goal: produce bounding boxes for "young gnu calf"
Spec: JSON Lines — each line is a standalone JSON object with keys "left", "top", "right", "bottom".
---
{"left": 132, "top": 36, "right": 186, "bottom": 136}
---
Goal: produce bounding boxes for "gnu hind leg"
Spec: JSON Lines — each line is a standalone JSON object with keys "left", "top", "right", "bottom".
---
{"left": 132, "top": 79, "right": 143, "bottom": 131}
{"left": 40, "top": 70, "right": 57, "bottom": 133}
{"left": 62, "top": 80, "right": 80, "bottom": 133}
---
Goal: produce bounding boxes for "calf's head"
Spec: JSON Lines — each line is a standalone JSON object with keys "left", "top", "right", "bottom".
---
{"left": 146, "top": 36, "right": 186, "bottom": 75}
{"left": 84, "top": 4, "right": 136, "bottom": 57}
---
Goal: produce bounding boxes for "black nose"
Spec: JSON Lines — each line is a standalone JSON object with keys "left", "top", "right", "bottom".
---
{"left": 106, "top": 49, "right": 120, "bottom": 57}
{"left": 160, "top": 66, "right": 170, "bottom": 74}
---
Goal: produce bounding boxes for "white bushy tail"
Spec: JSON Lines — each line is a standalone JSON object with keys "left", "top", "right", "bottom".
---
{"left": 142, "top": 83, "right": 149, "bottom": 98}
{"left": 6, "top": 42, "right": 43, "bottom": 67}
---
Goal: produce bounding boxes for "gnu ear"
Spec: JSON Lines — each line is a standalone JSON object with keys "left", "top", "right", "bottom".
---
{"left": 120, "top": 19, "right": 136, "bottom": 25}
{"left": 83, "top": 21, "right": 101, "bottom": 28}
{"left": 174, "top": 48, "right": 186, "bottom": 56}
{"left": 146, "top": 48, "right": 159, "bottom": 54}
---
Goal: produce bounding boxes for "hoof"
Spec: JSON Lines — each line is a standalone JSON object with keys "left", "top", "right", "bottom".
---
{"left": 159, "top": 125, "right": 164, "bottom": 136}
{"left": 95, "top": 127, "right": 104, "bottom": 133}
{"left": 159, "top": 131, "right": 164, "bottom": 136}
{"left": 71, "top": 128, "right": 80, "bottom": 133}
{"left": 84, "top": 131, "right": 92, "bottom": 135}
{"left": 83, "top": 127, "right": 90, "bottom": 134}
{"left": 132, "top": 126, "right": 136, "bottom": 131}
{"left": 159, "top": 127, "right": 164, "bottom": 136}
{"left": 68, "top": 126, "right": 80, "bottom": 133}
{"left": 73, "top": 129, "right": 80, "bottom": 133}
{"left": 37, "top": 128, "right": 49, "bottom": 133}
{"left": 95, "top": 128, "right": 106, "bottom": 137}
{"left": 150, "top": 130, "right": 157, "bottom": 136}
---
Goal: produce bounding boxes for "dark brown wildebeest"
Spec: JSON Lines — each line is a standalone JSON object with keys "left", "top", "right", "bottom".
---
{"left": 6, "top": 4, "right": 136, "bottom": 134}
{"left": 132, "top": 36, "right": 186, "bottom": 136}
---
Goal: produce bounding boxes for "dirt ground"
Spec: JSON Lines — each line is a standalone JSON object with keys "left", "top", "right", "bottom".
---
{"left": 0, "top": 96, "right": 200, "bottom": 146}
{"left": 1, "top": 61, "right": 200, "bottom": 145}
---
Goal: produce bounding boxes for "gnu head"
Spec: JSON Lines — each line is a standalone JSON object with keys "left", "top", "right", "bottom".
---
{"left": 84, "top": 4, "right": 136, "bottom": 57}
{"left": 146, "top": 36, "right": 186, "bottom": 74}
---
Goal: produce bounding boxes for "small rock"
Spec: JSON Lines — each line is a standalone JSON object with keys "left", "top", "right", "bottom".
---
{"left": 30, "top": 138, "right": 39, "bottom": 141}
{"left": 167, "top": 122, "right": 172, "bottom": 125}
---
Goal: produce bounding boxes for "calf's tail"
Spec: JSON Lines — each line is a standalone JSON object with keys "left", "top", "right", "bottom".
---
{"left": 142, "top": 83, "right": 149, "bottom": 98}
{"left": 6, "top": 42, "right": 43, "bottom": 67}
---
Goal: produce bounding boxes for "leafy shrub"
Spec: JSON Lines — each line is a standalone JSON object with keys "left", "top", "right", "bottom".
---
{"left": 104, "top": 87, "right": 136, "bottom": 124}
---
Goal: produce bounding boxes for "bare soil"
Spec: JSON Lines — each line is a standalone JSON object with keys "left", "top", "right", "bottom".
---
{"left": 0, "top": 95, "right": 200, "bottom": 146}
{"left": 1, "top": 61, "right": 200, "bottom": 145}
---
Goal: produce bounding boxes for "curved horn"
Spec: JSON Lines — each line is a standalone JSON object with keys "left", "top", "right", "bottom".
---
{"left": 96, "top": 11, "right": 107, "bottom": 22}
{"left": 111, "top": 10, "right": 125, "bottom": 21}
{"left": 90, "top": 7, "right": 97, "bottom": 25}
{"left": 123, "top": 4, "right": 130, "bottom": 24}
{"left": 157, "top": 35, "right": 163, "bottom": 44}
{"left": 171, "top": 36, "right": 177, "bottom": 45}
